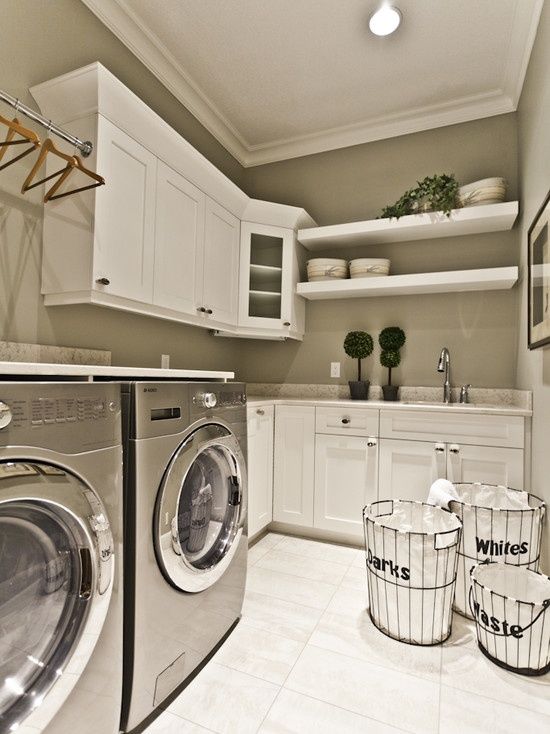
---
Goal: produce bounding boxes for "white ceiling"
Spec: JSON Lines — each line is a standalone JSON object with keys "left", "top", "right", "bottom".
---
{"left": 82, "top": 0, "right": 543, "bottom": 166}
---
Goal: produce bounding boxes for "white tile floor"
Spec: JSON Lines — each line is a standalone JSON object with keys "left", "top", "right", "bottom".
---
{"left": 145, "top": 533, "right": 550, "bottom": 734}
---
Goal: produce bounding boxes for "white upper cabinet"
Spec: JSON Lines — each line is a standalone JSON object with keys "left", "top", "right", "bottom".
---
{"left": 153, "top": 161, "right": 205, "bottom": 315}
{"left": 202, "top": 198, "right": 240, "bottom": 327}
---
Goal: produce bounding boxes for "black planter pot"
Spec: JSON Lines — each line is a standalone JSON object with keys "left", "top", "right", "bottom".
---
{"left": 348, "top": 380, "right": 370, "bottom": 400}
{"left": 382, "top": 384, "right": 399, "bottom": 401}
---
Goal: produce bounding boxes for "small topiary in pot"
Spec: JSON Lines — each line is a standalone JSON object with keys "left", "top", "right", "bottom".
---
{"left": 379, "top": 327, "right": 406, "bottom": 401}
{"left": 344, "top": 330, "right": 374, "bottom": 400}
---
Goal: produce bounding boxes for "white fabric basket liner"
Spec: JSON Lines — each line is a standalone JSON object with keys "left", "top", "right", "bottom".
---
{"left": 470, "top": 563, "right": 550, "bottom": 675}
{"left": 364, "top": 500, "right": 462, "bottom": 645}
{"left": 449, "top": 483, "right": 545, "bottom": 619}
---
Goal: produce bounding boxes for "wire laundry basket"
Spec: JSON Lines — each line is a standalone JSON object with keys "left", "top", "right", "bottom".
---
{"left": 449, "top": 483, "right": 545, "bottom": 618}
{"left": 470, "top": 562, "right": 550, "bottom": 676}
{"left": 363, "top": 500, "right": 462, "bottom": 646}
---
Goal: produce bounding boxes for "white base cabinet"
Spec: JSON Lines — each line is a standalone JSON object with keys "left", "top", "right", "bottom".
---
{"left": 273, "top": 406, "right": 315, "bottom": 526}
{"left": 314, "top": 434, "right": 378, "bottom": 538}
{"left": 247, "top": 405, "right": 274, "bottom": 538}
{"left": 446, "top": 443, "right": 524, "bottom": 487}
{"left": 378, "top": 439, "right": 445, "bottom": 503}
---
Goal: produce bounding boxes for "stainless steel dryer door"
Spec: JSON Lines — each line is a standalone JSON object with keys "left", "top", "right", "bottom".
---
{"left": 154, "top": 423, "right": 246, "bottom": 593}
{"left": 0, "top": 461, "right": 114, "bottom": 733}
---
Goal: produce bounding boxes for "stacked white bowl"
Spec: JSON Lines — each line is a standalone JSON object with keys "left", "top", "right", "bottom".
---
{"left": 458, "top": 177, "right": 507, "bottom": 207}
{"left": 307, "top": 258, "right": 348, "bottom": 282}
{"left": 349, "top": 258, "right": 390, "bottom": 278}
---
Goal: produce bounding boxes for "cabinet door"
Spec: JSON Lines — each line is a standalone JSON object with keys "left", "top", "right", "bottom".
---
{"left": 94, "top": 117, "right": 157, "bottom": 302}
{"left": 273, "top": 406, "right": 315, "bottom": 526}
{"left": 378, "top": 439, "right": 446, "bottom": 503}
{"left": 447, "top": 444, "right": 524, "bottom": 487}
{"left": 202, "top": 197, "right": 240, "bottom": 326}
{"left": 247, "top": 405, "right": 274, "bottom": 538}
{"left": 153, "top": 161, "right": 205, "bottom": 315}
{"left": 314, "top": 434, "right": 378, "bottom": 539}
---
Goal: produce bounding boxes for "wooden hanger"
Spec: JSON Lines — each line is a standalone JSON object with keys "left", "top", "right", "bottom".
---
{"left": 46, "top": 153, "right": 105, "bottom": 202}
{"left": 0, "top": 114, "right": 40, "bottom": 172}
{"left": 21, "top": 137, "right": 76, "bottom": 197}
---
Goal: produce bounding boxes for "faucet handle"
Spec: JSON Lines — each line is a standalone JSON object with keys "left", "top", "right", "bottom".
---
{"left": 459, "top": 384, "right": 472, "bottom": 404}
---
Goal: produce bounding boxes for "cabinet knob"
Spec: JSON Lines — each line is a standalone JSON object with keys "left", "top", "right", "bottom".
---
{"left": 434, "top": 443, "right": 445, "bottom": 453}
{"left": 449, "top": 444, "right": 460, "bottom": 454}
{"left": 206, "top": 308, "right": 213, "bottom": 315}
{"left": 95, "top": 277, "right": 110, "bottom": 286}
{"left": 367, "top": 438, "right": 377, "bottom": 448}
{"left": 197, "top": 306, "right": 206, "bottom": 313}
{"left": 256, "top": 408, "right": 265, "bottom": 416}
{"left": 341, "top": 417, "right": 350, "bottom": 424}
{"left": 283, "top": 321, "right": 291, "bottom": 327}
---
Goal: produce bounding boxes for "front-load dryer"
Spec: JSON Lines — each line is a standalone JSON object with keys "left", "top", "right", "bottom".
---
{"left": 0, "top": 382, "right": 123, "bottom": 734}
{"left": 121, "top": 381, "right": 247, "bottom": 733}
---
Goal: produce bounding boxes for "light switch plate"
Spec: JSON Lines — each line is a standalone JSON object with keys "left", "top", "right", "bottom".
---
{"left": 330, "top": 362, "right": 340, "bottom": 378}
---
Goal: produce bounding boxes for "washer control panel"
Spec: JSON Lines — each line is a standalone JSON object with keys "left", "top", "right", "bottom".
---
{"left": 0, "top": 395, "right": 113, "bottom": 430}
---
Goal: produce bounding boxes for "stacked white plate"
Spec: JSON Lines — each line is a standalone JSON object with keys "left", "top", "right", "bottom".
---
{"left": 307, "top": 258, "right": 348, "bottom": 282}
{"left": 349, "top": 258, "right": 390, "bottom": 278}
{"left": 458, "top": 177, "right": 507, "bottom": 207}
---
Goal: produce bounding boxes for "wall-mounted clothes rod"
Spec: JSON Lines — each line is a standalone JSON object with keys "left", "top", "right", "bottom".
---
{"left": 0, "top": 89, "right": 93, "bottom": 157}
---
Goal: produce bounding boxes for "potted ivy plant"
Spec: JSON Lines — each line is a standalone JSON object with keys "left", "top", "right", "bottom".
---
{"left": 379, "top": 174, "right": 459, "bottom": 220}
{"left": 344, "top": 330, "right": 373, "bottom": 400}
{"left": 379, "top": 326, "right": 406, "bottom": 401}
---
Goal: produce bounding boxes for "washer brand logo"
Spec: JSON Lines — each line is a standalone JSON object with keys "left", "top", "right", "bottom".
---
{"left": 143, "top": 388, "right": 157, "bottom": 393}
{"left": 367, "top": 549, "right": 410, "bottom": 580}
{"left": 475, "top": 537, "right": 528, "bottom": 557}
{"left": 472, "top": 600, "right": 523, "bottom": 638}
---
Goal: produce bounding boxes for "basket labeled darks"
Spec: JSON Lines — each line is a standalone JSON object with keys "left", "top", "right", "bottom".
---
{"left": 449, "top": 483, "right": 545, "bottom": 618}
{"left": 470, "top": 562, "right": 550, "bottom": 676}
{"left": 363, "top": 500, "right": 462, "bottom": 645}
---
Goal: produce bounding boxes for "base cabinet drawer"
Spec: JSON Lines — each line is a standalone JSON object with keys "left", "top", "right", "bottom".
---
{"left": 314, "top": 434, "right": 378, "bottom": 538}
{"left": 273, "top": 406, "right": 315, "bottom": 526}
{"left": 316, "top": 406, "right": 379, "bottom": 437}
{"left": 380, "top": 410, "right": 524, "bottom": 449}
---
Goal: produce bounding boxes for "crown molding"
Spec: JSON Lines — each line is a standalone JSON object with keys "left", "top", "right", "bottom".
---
{"left": 80, "top": 0, "right": 542, "bottom": 168}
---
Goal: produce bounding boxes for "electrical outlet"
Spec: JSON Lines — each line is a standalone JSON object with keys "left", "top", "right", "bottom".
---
{"left": 161, "top": 354, "right": 170, "bottom": 369}
{"left": 330, "top": 362, "right": 340, "bottom": 378}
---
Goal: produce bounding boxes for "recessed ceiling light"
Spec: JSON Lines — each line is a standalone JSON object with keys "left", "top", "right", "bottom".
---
{"left": 369, "top": 5, "right": 402, "bottom": 36}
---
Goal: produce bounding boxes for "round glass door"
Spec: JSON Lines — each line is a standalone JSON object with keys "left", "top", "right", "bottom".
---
{"left": 155, "top": 424, "right": 246, "bottom": 592}
{"left": 0, "top": 461, "right": 113, "bottom": 732}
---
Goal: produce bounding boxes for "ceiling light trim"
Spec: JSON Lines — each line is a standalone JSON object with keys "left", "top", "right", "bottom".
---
{"left": 80, "top": 0, "right": 541, "bottom": 168}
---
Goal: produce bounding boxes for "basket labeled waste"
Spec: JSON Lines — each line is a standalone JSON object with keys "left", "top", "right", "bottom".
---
{"left": 449, "top": 483, "right": 545, "bottom": 618}
{"left": 470, "top": 562, "right": 550, "bottom": 676}
{"left": 363, "top": 499, "right": 462, "bottom": 645}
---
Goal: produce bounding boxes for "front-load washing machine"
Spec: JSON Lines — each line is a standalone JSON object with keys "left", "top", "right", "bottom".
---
{"left": 0, "top": 382, "right": 123, "bottom": 734}
{"left": 121, "top": 381, "right": 247, "bottom": 733}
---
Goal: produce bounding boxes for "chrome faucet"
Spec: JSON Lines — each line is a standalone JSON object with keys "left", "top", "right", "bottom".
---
{"left": 437, "top": 347, "right": 451, "bottom": 403}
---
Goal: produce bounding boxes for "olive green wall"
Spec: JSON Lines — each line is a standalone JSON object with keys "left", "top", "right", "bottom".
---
{"left": 0, "top": 0, "right": 244, "bottom": 372}
{"left": 515, "top": 1, "right": 550, "bottom": 568}
{"left": 241, "top": 115, "right": 520, "bottom": 387}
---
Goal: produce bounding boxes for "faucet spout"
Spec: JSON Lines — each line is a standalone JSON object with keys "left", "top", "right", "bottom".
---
{"left": 437, "top": 347, "right": 451, "bottom": 403}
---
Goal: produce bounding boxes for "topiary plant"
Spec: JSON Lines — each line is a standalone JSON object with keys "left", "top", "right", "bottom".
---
{"left": 379, "top": 174, "right": 460, "bottom": 220}
{"left": 379, "top": 327, "right": 406, "bottom": 386}
{"left": 344, "top": 330, "right": 373, "bottom": 381}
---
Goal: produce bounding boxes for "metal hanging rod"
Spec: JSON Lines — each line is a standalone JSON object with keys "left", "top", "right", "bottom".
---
{"left": 0, "top": 89, "right": 93, "bottom": 157}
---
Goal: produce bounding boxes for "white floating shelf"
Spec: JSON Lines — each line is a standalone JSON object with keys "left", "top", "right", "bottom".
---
{"left": 296, "top": 267, "right": 518, "bottom": 300}
{"left": 297, "top": 201, "right": 519, "bottom": 251}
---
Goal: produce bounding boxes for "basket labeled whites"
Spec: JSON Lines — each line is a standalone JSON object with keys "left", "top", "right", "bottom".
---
{"left": 363, "top": 500, "right": 462, "bottom": 645}
{"left": 448, "top": 483, "right": 545, "bottom": 618}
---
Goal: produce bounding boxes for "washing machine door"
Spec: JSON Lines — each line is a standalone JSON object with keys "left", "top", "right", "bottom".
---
{"left": 0, "top": 460, "right": 114, "bottom": 733}
{"left": 155, "top": 422, "right": 246, "bottom": 593}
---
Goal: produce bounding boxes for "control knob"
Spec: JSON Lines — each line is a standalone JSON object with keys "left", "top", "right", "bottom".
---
{"left": 0, "top": 401, "right": 13, "bottom": 430}
{"left": 200, "top": 392, "right": 217, "bottom": 409}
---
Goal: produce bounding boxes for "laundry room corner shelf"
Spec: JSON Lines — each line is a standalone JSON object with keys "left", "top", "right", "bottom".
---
{"left": 296, "top": 266, "right": 518, "bottom": 300}
{"left": 297, "top": 201, "right": 519, "bottom": 250}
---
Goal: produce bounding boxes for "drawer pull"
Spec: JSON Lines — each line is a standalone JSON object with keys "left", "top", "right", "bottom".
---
{"left": 341, "top": 418, "right": 350, "bottom": 424}
{"left": 95, "top": 277, "right": 110, "bottom": 286}
{"left": 256, "top": 408, "right": 265, "bottom": 416}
